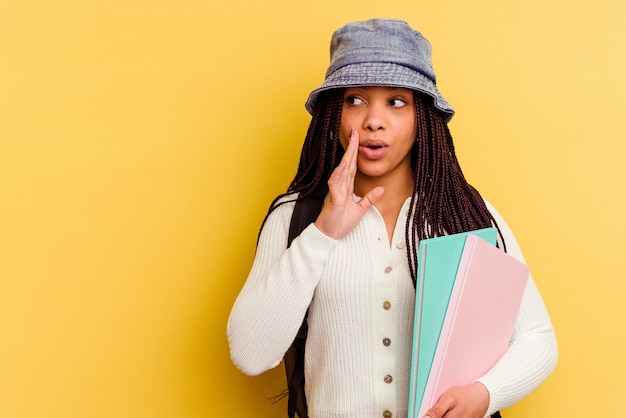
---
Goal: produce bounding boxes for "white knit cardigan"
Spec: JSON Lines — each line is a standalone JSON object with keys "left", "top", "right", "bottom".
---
{"left": 228, "top": 197, "right": 557, "bottom": 418}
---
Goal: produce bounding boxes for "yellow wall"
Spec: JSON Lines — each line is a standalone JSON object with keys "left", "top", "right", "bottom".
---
{"left": 1, "top": 0, "right": 624, "bottom": 416}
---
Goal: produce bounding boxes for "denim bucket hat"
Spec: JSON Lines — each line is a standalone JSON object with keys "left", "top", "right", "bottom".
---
{"left": 305, "top": 19, "right": 454, "bottom": 121}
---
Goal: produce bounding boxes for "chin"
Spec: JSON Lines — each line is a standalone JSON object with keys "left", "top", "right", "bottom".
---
{"left": 359, "top": 168, "right": 387, "bottom": 178}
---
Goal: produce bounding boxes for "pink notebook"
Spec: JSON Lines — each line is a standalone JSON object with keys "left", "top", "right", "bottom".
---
{"left": 417, "top": 234, "right": 529, "bottom": 417}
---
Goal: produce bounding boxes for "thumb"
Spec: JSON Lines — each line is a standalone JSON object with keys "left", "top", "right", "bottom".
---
{"left": 357, "top": 186, "right": 385, "bottom": 212}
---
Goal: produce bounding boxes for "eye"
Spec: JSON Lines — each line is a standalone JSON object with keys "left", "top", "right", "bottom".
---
{"left": 345, "top": 95, "right": 365, "bottom": 106}
{"left": 389, "top": 98, "right": 408, "bottom": 107}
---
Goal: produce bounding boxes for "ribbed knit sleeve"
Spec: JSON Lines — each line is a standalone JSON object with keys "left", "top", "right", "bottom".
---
{"left": 476, "top": 201, "right": 558, "bottom": 416}
{"left": 227, "top": 200, "right": 336, "bottom": 376}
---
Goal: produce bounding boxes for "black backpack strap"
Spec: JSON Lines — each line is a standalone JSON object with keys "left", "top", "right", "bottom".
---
{"left": 288, "top": 195, "right": 325, "bottom": 247}
{"left": 285, "top": 195, "right": 324, "bottom": 418}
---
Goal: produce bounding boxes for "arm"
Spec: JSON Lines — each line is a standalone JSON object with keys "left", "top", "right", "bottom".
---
{"left": 475, "top": 201, "right": 558, "bottom": 415}
{"left": 227, "top": 203, "right": 336, "bottom": 376}
{"left": 424, "top": 202, "right": 558, "bottom": 418}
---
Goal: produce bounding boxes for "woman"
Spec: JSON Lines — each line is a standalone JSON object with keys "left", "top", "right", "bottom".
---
{"left": 228, "top": 18, "right": 557, "bottom": 418}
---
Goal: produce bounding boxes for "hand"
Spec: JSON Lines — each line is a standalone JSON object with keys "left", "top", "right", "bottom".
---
{"left": 314, "top": 128, "right": 384, "bottom": 240}
{"left": 423, "top": 382, "right": 490, "bottom": 418}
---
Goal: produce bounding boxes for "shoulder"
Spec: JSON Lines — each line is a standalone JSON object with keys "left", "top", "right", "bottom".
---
{"left": 483, "top": 198, "right": 526, "bottom": 262}
{"left": 483, "top": 198, "right": 506, "bottom": 226}
{"left": 269, "top": 193, "right": 302, "bottom": 221}
{"left": 257, "top": 194, "right": 299, "bottom": 245}
{"left": 264, "top": 194, "right": 298, "bottom": 227}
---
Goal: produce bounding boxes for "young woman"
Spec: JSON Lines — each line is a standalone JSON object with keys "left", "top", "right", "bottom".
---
{"left": 228, "top": 18, "right": 557, "bottom": 418}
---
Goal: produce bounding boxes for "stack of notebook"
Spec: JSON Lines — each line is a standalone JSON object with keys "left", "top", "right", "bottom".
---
{"left": 407, "top": 228, "right": 529, "bottom": 417}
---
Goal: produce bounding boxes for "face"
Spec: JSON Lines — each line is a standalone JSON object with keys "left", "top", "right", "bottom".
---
{"left": 339, "top": 86, "right": 417, "bottom": 181}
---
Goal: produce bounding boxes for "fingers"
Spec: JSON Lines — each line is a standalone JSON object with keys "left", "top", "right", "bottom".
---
{"left": 423, "top": 383, "right": 489, "bottom": 418}
{"left": 345, "top": 128, "right": 359, "bottom": 193}
{"left": 358, "top": 186, "right": 385, "bottom": 212}
{"left": 328, "top": 128, "right": 358, "bottom": 200}
{"left": 423, "top": 391, "right": 455, "bottom": 418}
{"left": 346, "top": 127, "right": 359, "bottom": 173}
{"left": 423, "top": 403, "right": 450, "bottom": 418}
{"left": 336, "top": 128, "right": 358, "bottom": 169}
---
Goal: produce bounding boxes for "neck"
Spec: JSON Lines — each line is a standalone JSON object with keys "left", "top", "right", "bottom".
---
{"left": 354, "top": 170, "right": 414, "bottom": 244}
{"left": 354, "top": 171, "right": 414, "bottom": 206}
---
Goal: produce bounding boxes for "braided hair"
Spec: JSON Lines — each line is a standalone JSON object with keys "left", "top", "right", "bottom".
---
{"left": 407, "top": 93, "right": 506, "bottom": 280}
{"left": 261, "top": 88, "right": 505, "bottom": 283}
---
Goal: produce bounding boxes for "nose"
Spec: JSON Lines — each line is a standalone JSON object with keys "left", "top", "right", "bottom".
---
{"left": 363, "top": 103, "right": 385, "bottom": 131}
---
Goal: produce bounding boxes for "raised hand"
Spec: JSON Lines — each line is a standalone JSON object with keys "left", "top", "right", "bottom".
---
{"left": 313, "top": 128, "right": 385, "bottom": 240}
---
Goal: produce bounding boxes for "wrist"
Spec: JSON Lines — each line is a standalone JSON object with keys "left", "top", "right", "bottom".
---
{"left": 470, "top": 381, "right": 490, "bottom": 417}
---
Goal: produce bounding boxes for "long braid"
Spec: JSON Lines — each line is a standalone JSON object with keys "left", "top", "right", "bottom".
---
{"left": 257, "top": 89, "right": 345, "bottom": 239}
{"left": 405, "top": 94, "right": 505, "bottom": 282}
{"left": 288, "top": 89, "right": 345, "bottom": 198}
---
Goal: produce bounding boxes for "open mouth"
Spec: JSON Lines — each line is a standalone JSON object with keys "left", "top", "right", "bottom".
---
{"left": 359, "top": 144, "right": 387, "bottom": 160}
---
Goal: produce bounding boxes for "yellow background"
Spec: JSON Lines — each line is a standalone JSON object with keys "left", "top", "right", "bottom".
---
{"left": 1, "top": 0, "right": 624, "bottom": 416}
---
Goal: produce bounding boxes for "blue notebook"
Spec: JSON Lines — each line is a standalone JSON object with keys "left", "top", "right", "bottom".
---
{"left": 407, "top": 228, "right": 498, "bottom": 417}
